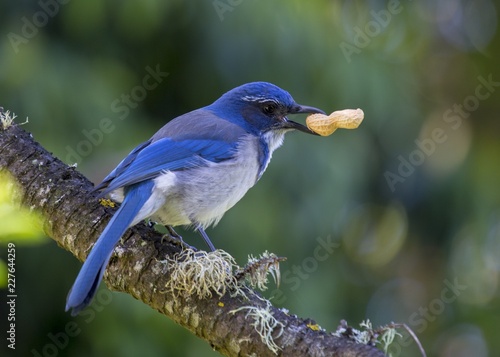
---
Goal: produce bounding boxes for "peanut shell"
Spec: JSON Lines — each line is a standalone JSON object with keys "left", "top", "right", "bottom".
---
{"left": 306, "top": 108, "right": 364, "bottom": 136}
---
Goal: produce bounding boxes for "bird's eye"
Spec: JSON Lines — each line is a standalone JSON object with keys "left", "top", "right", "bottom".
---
{"left": 262, "top": 103, "right": 276, "bottom": 115}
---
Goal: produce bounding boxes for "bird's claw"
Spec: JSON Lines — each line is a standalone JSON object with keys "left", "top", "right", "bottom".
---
{"left": 161, "top": 226, "right": 197, "bottom": 251}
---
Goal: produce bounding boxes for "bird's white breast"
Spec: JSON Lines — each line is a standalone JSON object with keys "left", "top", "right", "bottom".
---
{"left": 258, "top": 129, "right": 286, "bottom": 177}
{"left": 148, "top": 135, "right": 264, "bottom": 229}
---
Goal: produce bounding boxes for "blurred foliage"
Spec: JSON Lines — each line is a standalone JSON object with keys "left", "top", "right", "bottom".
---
{"left": 0, "top": 171, "right": 46, "bottom": 290}
{"left": 0, "top": 171, "right": 45, "bottom": 245}
{"left": 1, "top": 0, "right": 499, "bottom": 356}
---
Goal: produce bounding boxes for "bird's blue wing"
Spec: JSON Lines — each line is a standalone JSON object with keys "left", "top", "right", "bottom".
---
{"left": 97, "top": 137, "right": 238, "bottom": 196}
{"left": 95, "top": 140, "right": 152, "bottom": 192}
{"left": 95, "top": 109, "right": 248, "bottom": 196}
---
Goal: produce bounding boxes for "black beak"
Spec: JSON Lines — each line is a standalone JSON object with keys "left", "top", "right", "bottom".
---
{"left": 283, "top": 104, "right": 325, "bottom": 135}
{"left": 293, "top": 104, "right": 325, "bottom": 115}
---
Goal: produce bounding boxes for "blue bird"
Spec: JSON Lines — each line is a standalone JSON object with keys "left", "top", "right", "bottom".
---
{"left": 66, "top": 81, "right": 324, "bottom": 315}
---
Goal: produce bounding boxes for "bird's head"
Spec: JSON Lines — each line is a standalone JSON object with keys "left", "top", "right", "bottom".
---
{"left": 208, "top": 82, "right": 325, "bottom": 135}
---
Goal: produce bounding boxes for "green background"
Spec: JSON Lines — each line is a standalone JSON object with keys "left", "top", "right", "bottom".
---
{"left": 1, "top": 1, "right": 499, "bottom": 356}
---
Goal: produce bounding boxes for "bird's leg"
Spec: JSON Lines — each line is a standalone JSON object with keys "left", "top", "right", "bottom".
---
{"left": 161, "top": 225, "right": 196, "bottom": 250}
{"left": 197, "top": 227, "right": 216, "bottom": 252}
{"left": 166, "top": 225, "right": 182, "bottom": 239}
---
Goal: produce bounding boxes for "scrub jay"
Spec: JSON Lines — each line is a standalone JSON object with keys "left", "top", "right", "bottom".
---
{"left": 66, "top": 81, "right": 324, "bottom": 315}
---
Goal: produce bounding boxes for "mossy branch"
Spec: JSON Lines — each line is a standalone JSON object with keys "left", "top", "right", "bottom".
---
{"left": 0, "top": 115, "right": 386, "bottom": 357}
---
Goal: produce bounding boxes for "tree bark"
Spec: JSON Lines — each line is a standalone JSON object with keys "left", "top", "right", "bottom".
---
{"left": 0, "top": 121, "right": 386, "bottom": 357}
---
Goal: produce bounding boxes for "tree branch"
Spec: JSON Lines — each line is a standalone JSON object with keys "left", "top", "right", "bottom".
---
{"left": 0, "top": 117, "right": 386, "bottom": 357}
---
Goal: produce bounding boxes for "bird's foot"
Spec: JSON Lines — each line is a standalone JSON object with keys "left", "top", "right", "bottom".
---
{"left": 161, "top": 226, "right": 197, "bottom": 251}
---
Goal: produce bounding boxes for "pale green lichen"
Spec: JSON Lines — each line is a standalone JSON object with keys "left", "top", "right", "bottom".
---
{"left": 355, "top": 319, "right": 375, "bottom": 344}
{"left": 0, "top": 110, "right": 28, "bottom": 130}
{"left": 380, "top": 325, "right": 401, "bottom": 355}
{"left": 236, "top": 251, "right": 285, "bottom": 291}
{"left": 164, "top": 249, "right": 241, "bottom": 300}
{"left": 333, "top": 320, "right": 425, "bottom": 357}
{"left": 0, "top": 110, "right": 15, "bottom": 129}
{"left": 334, "top": 319, "right": 383, "bottom": 346}
{"left": 164, "top": 248, "right": 286, "bottom": 301}
{"left": 162, "top": 249, "right": 287, "bottom": 354}
{"left": 230, "top": 301, "right": 284, "bottom": 355}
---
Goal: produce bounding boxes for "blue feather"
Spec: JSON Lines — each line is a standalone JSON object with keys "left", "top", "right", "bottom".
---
{"left": 66, "top": 180, "right": 154, "bottom": 316}
{"left": 98, "top": 138, "right": 238, "bottom": 197}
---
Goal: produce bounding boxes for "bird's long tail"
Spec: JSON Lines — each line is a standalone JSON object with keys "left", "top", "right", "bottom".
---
{"left": 65, "top": 181, "right": 154, "bottom": 316}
